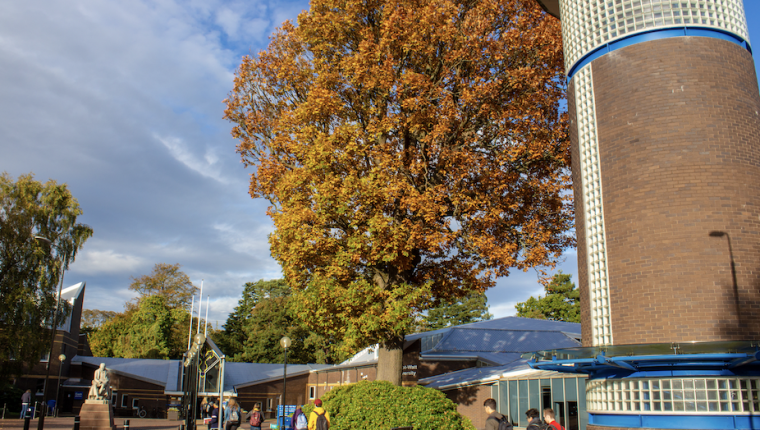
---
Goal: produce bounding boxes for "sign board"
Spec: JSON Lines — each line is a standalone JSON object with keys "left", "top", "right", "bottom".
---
{"left": 74, "top": 392, "right": 83, "bottom": 400}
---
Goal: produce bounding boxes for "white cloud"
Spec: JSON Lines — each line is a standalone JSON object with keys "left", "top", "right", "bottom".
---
{"left": 70, "top": 249, "right": 145, "bottom": 275}
{"left": 156, "top": 134, "right": 229, "bottom": 184}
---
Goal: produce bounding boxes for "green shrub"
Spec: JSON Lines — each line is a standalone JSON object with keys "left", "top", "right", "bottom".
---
{"left": 302, "top": 380, "right": 476, "bottom": 430}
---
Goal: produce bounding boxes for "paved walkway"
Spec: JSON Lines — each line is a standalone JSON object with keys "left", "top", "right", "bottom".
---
{"left": 0, "top": 418, "right": 278, "bottom": 430}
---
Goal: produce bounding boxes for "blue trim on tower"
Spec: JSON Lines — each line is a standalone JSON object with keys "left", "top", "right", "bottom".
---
{"left": 567, "top": 27, "right": 752, "bottom": 80}
{"left": 589, "top": 413, "right": 760, "bottom": 429}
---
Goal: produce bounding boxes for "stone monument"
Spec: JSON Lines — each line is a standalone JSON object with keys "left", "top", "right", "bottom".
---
{"left": 79, "top": 363, "right": 115, "bottom": 430}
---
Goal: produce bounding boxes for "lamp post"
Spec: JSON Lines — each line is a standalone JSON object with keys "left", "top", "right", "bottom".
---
{"left": 33, "top": 235, "right": 67, "bottom": 430}
{"left": 280, "top": 336, "right": 291, "bottom": 418}
{"left": 55, "top": 353, "right": 66, "bottom": 417}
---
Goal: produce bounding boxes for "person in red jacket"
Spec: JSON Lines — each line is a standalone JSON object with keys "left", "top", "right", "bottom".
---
{"left": 543, "top": 408, "right": 564, "bottom": 430}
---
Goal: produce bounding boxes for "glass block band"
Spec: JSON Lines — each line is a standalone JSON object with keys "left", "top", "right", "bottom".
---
{"left": 587, "top": 377, "right": 760, "bottom": 414}
{"left": 558, "top": 0, "right": 750, "bottom": 74}
{"left": 574, "top": 65, "right": 612, "bottom": 347}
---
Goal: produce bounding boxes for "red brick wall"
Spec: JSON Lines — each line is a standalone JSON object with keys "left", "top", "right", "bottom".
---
{"left": 582, "top": 37, "right": 760, "bottom": 345}
{"left": 443, "top": 385, "right": 492, "bottom": 430}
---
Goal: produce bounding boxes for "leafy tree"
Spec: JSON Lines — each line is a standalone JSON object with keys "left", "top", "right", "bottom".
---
{"left": 128, "top": 263, "right": 198, "bottom": 309}
{"left": 419, "top": 292, "right": 493, "bottom": 331}
{"left": 225, "top": 0, "right": 571, "bottom": 384}
{"left": 0, "top": 172, "right": 93, "bottom": 378}
{"left": 89, "top": 296, "right": 174, "bottom": 359}
{"left": 219, "top": 279, "right": 344, "bottom": 364}
{"left": 515, "top": 272, "right": 580, "bottom": 323}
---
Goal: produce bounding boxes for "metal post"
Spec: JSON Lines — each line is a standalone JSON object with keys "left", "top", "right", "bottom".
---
{"left": 23, "top": 415, "right": 31, "bottom": 430}
{"left": 38, "top": 259, "right": 67, "bottom": 430}
{"left": 2, "top": 402, "right": 5, "bottom": 419}
{"left": 124, "top": 419, "right": 130, "bottom": 430}
{"left": 283, "top": 346, "right": 288, "bottom": 414}
{"left": 180, "top": 425, "right": 185, "bottom": 430}
{"left": 55, "top": 353, "right": 66, "bottom": 417}
{"left": 73, "top": 416, "right": 80, "bottom": 430}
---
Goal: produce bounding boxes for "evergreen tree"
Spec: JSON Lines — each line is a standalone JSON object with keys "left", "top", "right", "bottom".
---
{"left": 514, "top": 272, "right": 580, "bottom": 323}
{"left": 419, "top": 293, "right": 493, "bottom": 331}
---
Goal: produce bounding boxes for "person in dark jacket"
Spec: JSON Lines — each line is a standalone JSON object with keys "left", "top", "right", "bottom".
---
{"left": 208, "top": 401, "right": 220, "bottom": 430}
{"left": 484, "top": 398, "right": 511, "bottom": 430}
{"left": 20, "top": 390, "right": 32, "bottom": 419}
{"left": 525, "top": 408, "right": 543, "bottom": 430}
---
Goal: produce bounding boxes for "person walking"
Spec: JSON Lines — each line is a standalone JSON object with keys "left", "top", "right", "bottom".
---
{"left": 525, "top": 408, "right": 542, "bottom": 430}
{"left": 543, "top": 408, "right": 564, "bottom": 430}
{"left": 308, "top": 399, "right": 330, "bottom": 430}
{"left": 224, "top": 398, "right": 242, "bottom": 430}
{"left": 483, "top": 398, "right": 511, "bottom": 430}
{"left": 201, "top": 397, "right": 210, "bottom": 419}
{"left": 292, "top": 405, "right": 307, "bottom": 430}
{"left": 207, "top": 401, "right": 220, "bottom": 430}
{"left": 20, "top": 389, "right": 31, "bottom": 419}
{"left": 245, "top": 404, "right": 264, "bottom": 430}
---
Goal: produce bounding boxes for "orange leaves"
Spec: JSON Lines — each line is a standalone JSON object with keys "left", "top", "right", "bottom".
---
{"left": 224, "top": 0, "right": 572, "bottom": 350}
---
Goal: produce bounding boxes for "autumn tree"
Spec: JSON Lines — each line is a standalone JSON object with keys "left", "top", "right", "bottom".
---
{"left": 419, "top": 292, "right": 493, "bottom": 332}
{"left": 129, "top": 263, "right": 198, "bottom": 309}
{"left": 515, "top": 272, "right": 579, "bottom": 322}
{"left": 80, "top": 309, "right": 118, "bottom": 335}
{"left": 225, "top": 0, "right": 571, "bottom": 384}
{"left": 0, "top": 173, "right": 93, "bottom": 378}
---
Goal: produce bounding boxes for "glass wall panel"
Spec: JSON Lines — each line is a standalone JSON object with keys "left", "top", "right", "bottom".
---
{"left": 499, "top": 381, "right": 509, "bottom": 417}
{"left": 566, "top": 378, "right": 578, "bottom": 401}
{"left": 530, "top": 379, "right": 541, "bottom": 410}
{"left": 579, "top": 378, "right": 589, "bottom": 430}
{"left": 552, "top": 378, "right": 565, "bottom": 403}
{"left": 519, "top": 380, "right": 529, "bottom": 427}
{"left": 509, "top": 380, "right": 519, "bottom": 427}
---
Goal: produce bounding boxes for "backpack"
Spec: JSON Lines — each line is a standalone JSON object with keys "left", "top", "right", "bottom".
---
{"left": 249, "top": 411, "right": 262, "bottom": 426}
{"left": 314, "top": 410, "right": 329, "bottom": 430}
{"left": 296, "top": 413, "right": 308, "bottom": 429}
{"left": 488, "top": 415, "right": 513, "bottom": 430}
{"left": 547, "top": 422, "right": 564, "bottom": 430}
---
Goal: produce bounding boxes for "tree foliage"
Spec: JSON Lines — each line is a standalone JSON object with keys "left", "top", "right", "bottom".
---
{"left": 301, "top": 380, "right": 476, "bottom": 430}
{"left": 218, "top": 279, "right": 344, "bottom": 364}
{"left": 81, "top": 309, "right": 118, "bottom": 335}
{"left": 0, "top": 172, "right": 93, "bottom": 378}
{"left": 225, "top": 0, "right": 571, "bottom": 381}
{"left": 515, "top": 272, "right": 579, "bottom": 322}
{"left": 128, "top": 263, "right": 198, "bottom": 309}
{"left": 88, "top": 263, "right": 203, "bottom": 359}
{"left": 419, "top": 292, "right": 493, "bottom": 331}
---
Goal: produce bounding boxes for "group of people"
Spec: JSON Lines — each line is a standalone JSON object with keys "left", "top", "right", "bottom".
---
{"left": 484, "top": 398, "right": 563, "bottom": 430}
{"left": 199, "top": 397, "right": 330, "bottom": 430}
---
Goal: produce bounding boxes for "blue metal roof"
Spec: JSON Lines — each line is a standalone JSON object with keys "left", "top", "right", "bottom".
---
{"left": 73, "top": 356, "right": 179, "bottom": 387}
{"left": 419, "top": 359, "right": 532, "bottom": 389}
{"left": 431, "top": 328, "right": 580, "bottom": 353}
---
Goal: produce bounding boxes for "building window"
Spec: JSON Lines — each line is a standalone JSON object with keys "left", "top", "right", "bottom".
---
{"left": 309, "top": 387, "right": 316, "bottom": 400}
{"left": 40, "top": 351, "right": 50, "bottom": 363}
{"left": 121, "top": 394, "right": 129, "bottom": 408}
{"left": 132, "top": 398, "right": 139, "bottom": 409}
{"left": 266, "top": 398, "right": 273, "bottom": 411}
{"left": 111, "top": 392, "right": 117, "bottom": 405}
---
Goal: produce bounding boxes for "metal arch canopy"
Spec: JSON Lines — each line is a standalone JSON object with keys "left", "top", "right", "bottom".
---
{"left": 535, "top": 0, "right": 560, "bottom": 19}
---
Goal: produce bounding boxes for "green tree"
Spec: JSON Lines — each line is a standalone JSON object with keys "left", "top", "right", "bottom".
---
{"left": 80, "top": 309, "right": 118, "bottom": 335}
{"left": 0, "top": 172, "right": 93, "bottom": 378}
{"left": 219, "top": 279, "right": 345, "bottom": 364}
{"left": 419, "top": 292, "right": 493, "bottom": 331}
{"left": 225, "top": 0, "right": 571, "bottom": 385}
{"left": 89, "top": 296, "right": 174, "bottom": 359}
{"left": 515, "top": 272, "right": 580, "bottom": 322}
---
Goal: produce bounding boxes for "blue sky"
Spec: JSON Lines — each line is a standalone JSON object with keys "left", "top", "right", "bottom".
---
{"left": 1, "top": 1, "right": 758, "bottom": 327}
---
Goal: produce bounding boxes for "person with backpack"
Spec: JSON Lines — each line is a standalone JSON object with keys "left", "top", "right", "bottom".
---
{"left": 245, "top": 404, "right": 264, "bottom": 430}
{"left": 207, "top": 401, "right": 219, "bottom": 430}
{"left": 543, "top": 408, "right": 564, "bottom": 430}
{"left": 525, "top": 408, "right": 543, "bottom": 430}
{"left": 484, "top": 398, "right": 512, "bottom": 430}
{"left": 224, "top": 398, "right": 242, "bottom": 430}
{"left": 292, "top": 406, "right": 308, "bottom": 430}
{"left": 308, "top": 399, "right": 330, "bottom": 430}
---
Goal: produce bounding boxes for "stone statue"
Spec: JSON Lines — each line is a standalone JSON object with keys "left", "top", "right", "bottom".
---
{"left": 88, "top": 363, "right": 112, "bottom": 402}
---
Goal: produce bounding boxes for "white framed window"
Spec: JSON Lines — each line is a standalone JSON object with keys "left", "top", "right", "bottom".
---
{"left": 309, "top": 387, "right": 316, "bottom": 400}
{"left": 121, "top": 394, "right": 129, "bottom": 408}
{"left": 40, "top": 351, "right": 50, "bottom": 363}
{"left": 111, "top": 392, "right": 117, "bottom": 405}
{"left": 132, "top": 398, "right": 139, "bottom": 409}
{"left": 266, "top": 398, "right": 273, "bottom": 411}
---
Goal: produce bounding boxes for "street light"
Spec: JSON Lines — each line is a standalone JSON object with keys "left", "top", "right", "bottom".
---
{"left": 55, "top": 353, "right": 66, "bottom": 417}
{"left": 280, "top": 336, "right": 291, "bottom": 420}
{"left": 33, "top": 235, "right": 67, "bottom": 430}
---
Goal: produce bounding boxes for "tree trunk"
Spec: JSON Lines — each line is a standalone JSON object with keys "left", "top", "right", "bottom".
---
{"left": 376, "top": 340, "right": 404, "bottom": 386}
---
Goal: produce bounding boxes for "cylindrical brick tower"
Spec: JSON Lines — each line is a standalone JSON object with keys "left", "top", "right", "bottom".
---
{"left": 531, "top": 1, "right": 760, "bottom": 429}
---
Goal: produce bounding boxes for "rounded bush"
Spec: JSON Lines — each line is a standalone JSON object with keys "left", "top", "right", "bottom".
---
{"left": 302, "top": 380, "right": 476, "bottom": 430}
